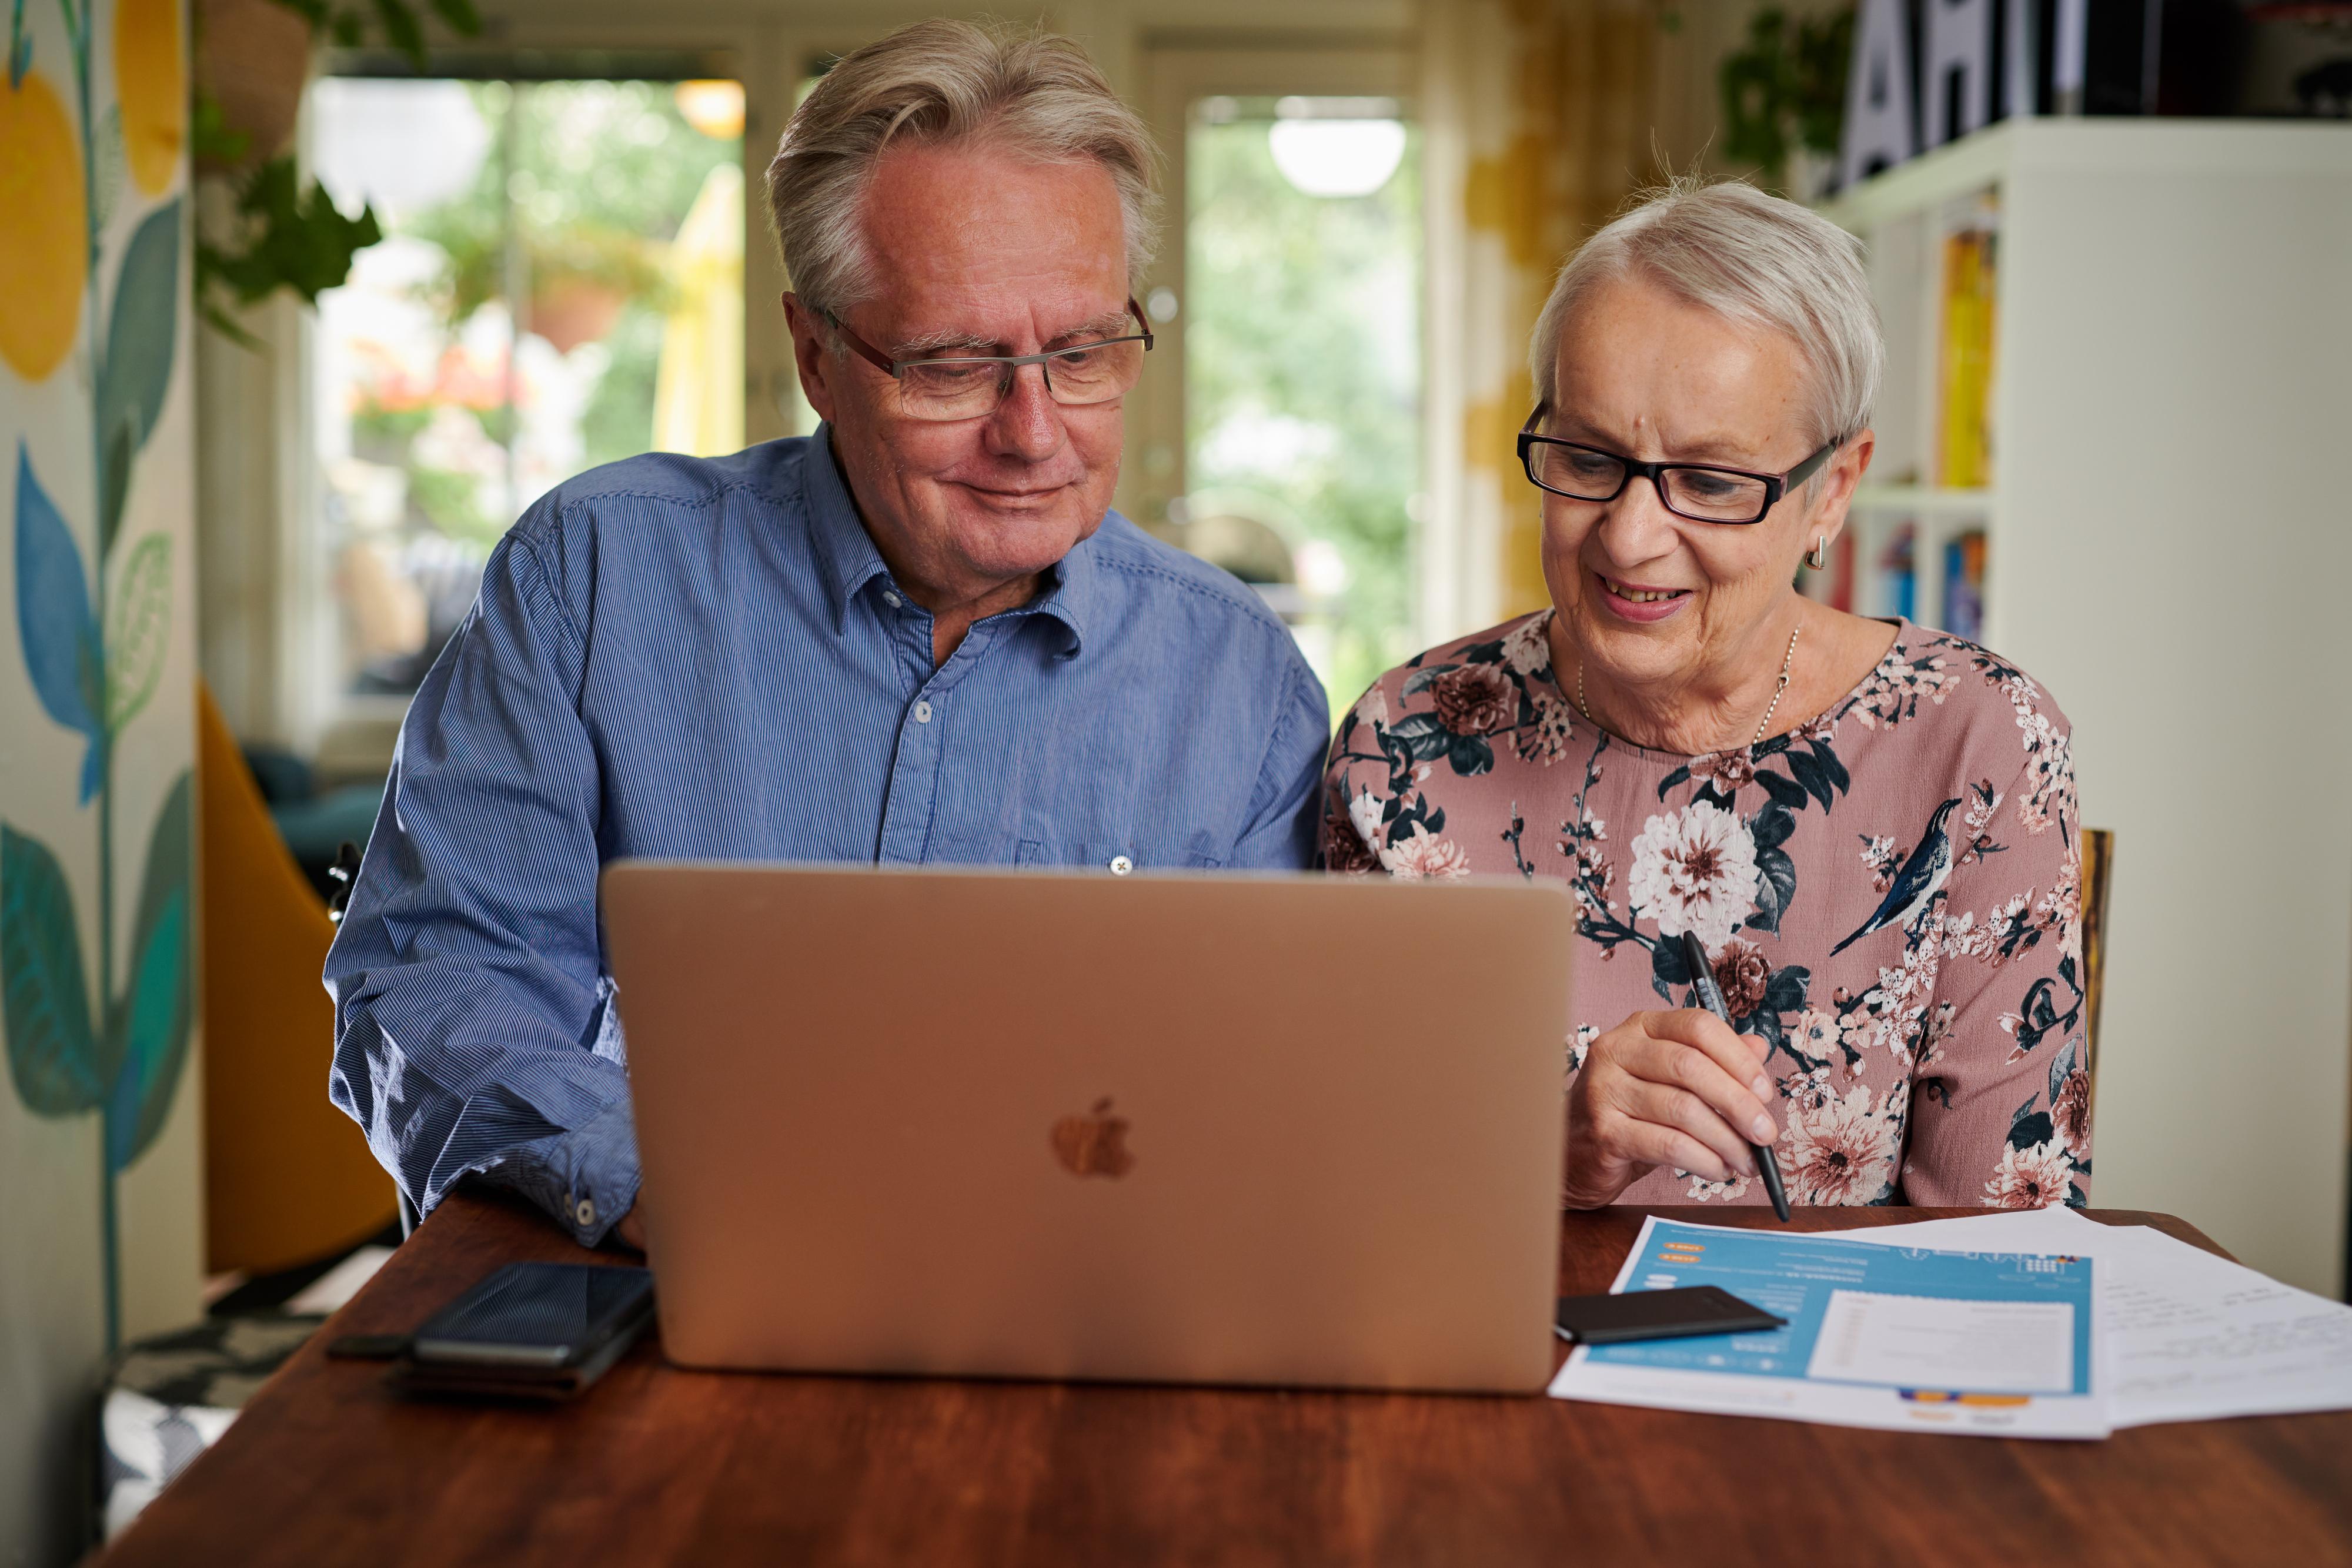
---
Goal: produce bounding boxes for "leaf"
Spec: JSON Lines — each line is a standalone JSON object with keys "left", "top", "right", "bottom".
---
{"left": 372, "top": 0, "right": 427, "bottom": 68}
{"left": 2048, "top": 1037, "right": 2077, "bottom": 1106}
{"left": 96, "top": 199, "right": 182, "bottom": 555}
{"left": 2008, "top": 1112, "right": 2055, "bottom": 1152}
{"left": 92, "top": 104, "right": 126, "bottom": 233}
{"left": 1758, "top": 769, "right": 1809, "bottom": 810}
{"left": 1811, "top": 741, "right": 1850, "bottom": 795}
{"left": 1401, "top": 663, "right": 1457, "bottom": 696}
{"left": 12, "top": 445, "right": 105, "bottom": 800}
{"left": 1763, "top": 964, "right": 1810, "bottom": 1015}
{"left": 2010, "top": 1093, "right": 2041, "bottom": 1127}
{"left": 1784, "top": 745, "right": 1834, "bottom": 810}
{"left": 104, "top": 533, "right": 172, "bottom": 731}
{"left": 2, "top": 823, "right": 101, "bottom": 1116}
{"left": 1651, "top": 937, "right": 1690, "bottom": 992}
{"left": 1749, "top": 842, "right": 1796, "bottom": 934}
{"left": 103, "top": 773, "right": 193, "bottom": 1171}
{"left": 1750, "top": 802, "right": 1796, "bottom": 850}
{"left": 1384, "top": 712, "right": 1454, "bottom": 763}
{"left": 427, "top": 0, "right": 480, "bottom": 33}
{"left": 1447, "top": 734, "right": 1494, "bottom": 778}
{"left": 1656, "top": 765, "right": 1691, "bottom": 799}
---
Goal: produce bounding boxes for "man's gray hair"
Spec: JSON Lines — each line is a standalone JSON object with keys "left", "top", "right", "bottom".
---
{"left": 1529, "top": 177, "right": 1884, "bottom": 450}
{"left": 765, "top": 18, "right": 1161, "bottom": 323}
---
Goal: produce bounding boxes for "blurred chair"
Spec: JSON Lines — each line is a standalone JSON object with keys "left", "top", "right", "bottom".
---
{"left": 198, "top": 683, "right": 396, "bottom": 1275}
{"left": 2080, "top": 828, "right": 2113, "bottom": 1113}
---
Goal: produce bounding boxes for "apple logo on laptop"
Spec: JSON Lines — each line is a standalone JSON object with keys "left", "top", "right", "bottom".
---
{"left": 1051, "top": 1097, "right": 1134, "bottom": 1179}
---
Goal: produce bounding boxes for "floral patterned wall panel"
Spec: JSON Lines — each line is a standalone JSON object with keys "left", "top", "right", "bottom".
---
{"left": 1, "top": 0, "right": 199, "bottom": 1555}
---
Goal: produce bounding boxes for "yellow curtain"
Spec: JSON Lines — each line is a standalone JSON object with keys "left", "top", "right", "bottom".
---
{"left": 1422, "top": 0, "right": 1663, "bottom": 627}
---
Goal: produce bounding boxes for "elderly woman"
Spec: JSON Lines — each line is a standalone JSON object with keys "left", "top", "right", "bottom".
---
{"left": 1324, "top": 180, "right": 2088, "bottom": 1211}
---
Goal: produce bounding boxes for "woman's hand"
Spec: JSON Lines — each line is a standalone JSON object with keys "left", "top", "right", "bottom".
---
{"left": 616, "top": 1208, "right": 647, "bottom": 1252}
{"left": 1564, "top": 1009, "right": 1780, "bottom": 1208}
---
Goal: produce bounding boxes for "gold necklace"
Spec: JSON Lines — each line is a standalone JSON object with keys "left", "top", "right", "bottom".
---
{"left": 1574, "top": 623, "right": 1803, "bottom": 751}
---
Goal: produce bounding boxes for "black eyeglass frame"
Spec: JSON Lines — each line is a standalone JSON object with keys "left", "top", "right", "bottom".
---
{"left": 1516, "top": 407, "right": 1841, "bottom": 525}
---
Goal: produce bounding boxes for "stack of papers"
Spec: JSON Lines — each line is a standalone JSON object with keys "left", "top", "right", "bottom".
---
{"left": 1548, "top": 1208, "right": 2352, "bottom": 1439}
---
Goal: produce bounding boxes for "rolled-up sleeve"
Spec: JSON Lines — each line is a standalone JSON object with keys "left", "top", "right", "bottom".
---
{"left": 325, "top": 524, "right": 636, "bottom": 1248}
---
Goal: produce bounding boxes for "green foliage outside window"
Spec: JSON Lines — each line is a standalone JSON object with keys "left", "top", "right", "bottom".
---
{"left": 403, "top": 79, "right": 737, "bottom": 471}
{"left": 1185, "top": 120, "right": 1422, "bottom": 720}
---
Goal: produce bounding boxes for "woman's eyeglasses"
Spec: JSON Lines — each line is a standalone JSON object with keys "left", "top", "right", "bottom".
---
{"left": 828, "top": 300, "right": 1154, "bottom": 423}
{"left": 1516, "top": 409, "right": 1838, "bottom": 525}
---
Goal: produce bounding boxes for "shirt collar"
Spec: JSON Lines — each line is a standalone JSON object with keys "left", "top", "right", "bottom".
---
{"left": 799, "top": 422, "right": 1095, "bottom": 659}
{"left": 799, "top": 424, "right": 894, "bottom": 636}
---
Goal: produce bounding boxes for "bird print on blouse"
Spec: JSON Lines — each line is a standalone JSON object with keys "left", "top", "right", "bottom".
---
{"left": 1322, "top": 611, "right": 2089, "bottom": 1212}
{"left": 1830, "top": 796, "right": 1961, "bottom": 955}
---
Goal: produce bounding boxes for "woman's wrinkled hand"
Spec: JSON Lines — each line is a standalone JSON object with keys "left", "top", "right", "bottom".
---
{"left": 1563, "top": 1008, "right": 1780, "bottom": 1208}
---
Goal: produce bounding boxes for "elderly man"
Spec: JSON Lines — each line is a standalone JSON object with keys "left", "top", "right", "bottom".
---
{"left": 326, "top": 20, "right": 1327, "bottom": 1249}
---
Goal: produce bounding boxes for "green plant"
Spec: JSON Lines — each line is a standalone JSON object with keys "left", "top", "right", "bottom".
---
{"left": 195, "top": 156, "right": 383, "bottom": 341}
{"left": 266, "top": 0, "right": 478, "bottom": 62}
{"left": 193, "top": 0, "right": 481, "bottom": 340}
{"left": 1719, "top": 6, "right": 1854, "bottom": 178}
{"left": 415, "top": 210, "right": 670, "bottom": 325}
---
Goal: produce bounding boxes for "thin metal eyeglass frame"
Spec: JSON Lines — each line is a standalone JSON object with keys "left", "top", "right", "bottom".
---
{"left": 827, "top": 298, "right": 1155, "bottom": 413}
{"left": 1515, "top": 407, "right": 1840, "bottom": 524}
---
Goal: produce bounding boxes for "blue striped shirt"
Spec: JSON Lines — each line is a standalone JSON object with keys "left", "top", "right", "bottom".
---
{"left": 325, "top": 429, "right": 1327, "bottom": 1246}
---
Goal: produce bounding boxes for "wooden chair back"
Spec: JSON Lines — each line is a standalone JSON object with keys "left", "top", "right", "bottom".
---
{"left": 2079, "top": 828, "right": 2113, "bottom": 1110}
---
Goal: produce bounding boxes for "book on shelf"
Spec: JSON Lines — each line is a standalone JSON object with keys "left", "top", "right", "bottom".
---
{"left": 1937, "top": 211, "right": 1999, "bottom": 490}
{"left": 1942, "top": 529, "right": 1987, "bottom": 640}
{"left": 1877, "top": 521, "right": 1916, "bottom": 621}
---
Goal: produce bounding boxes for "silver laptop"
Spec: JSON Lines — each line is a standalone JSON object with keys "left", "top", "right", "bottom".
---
{"left": 602, "top": 862, "right": 1572, "bottom": 1394}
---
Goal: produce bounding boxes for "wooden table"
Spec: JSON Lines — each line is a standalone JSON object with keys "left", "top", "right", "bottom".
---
{"left": 99, "top": 1193, "right": 2352, "bottom": 1566}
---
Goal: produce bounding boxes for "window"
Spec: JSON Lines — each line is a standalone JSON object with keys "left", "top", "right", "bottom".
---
{"left": 1179, "top": 93, "right": 1421, "bottom": 716}
{"left": 310, "top": 74, "right": 745, "bottom": 706}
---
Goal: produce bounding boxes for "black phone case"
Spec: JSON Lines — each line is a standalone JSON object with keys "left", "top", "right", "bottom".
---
{"left": 1554, "top": 1285, "right": 1786, "bottom": 1345}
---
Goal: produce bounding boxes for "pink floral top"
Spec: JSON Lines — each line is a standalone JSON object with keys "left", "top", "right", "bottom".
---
{"left": 1321, "top": 611, "right": 2090, "bottom": 1210}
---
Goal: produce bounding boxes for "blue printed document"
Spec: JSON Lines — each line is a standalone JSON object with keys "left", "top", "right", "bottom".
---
{"left": 1548, "top": 1216, "right": 2108, "bottom": 1439}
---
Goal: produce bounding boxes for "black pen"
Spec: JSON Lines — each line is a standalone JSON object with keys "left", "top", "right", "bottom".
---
{"left": 1681, "top": 930, "right": 1790, "bottom": 1222}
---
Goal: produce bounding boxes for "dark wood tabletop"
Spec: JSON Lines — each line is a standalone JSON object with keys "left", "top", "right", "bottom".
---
{"left": 98, "top": 1193, "right": 2352, "bottom": 1567}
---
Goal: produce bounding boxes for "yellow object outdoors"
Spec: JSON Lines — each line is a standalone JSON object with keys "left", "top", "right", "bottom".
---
{"left": 113, "top": 0, "right": 186, "bottom": 195}
{"left": 0, "top": 71, "right": 89, "bottom": 382}
{"left": 652, "top": 161, "right": 746, "bottom": 458}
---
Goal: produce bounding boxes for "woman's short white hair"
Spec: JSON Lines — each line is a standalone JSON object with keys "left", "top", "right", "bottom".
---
{"left": 765, "top": 18, "right": 1161, "bottom": 323}
{"left": 1529, "top": 177, "right": 1883, "bottom": 450}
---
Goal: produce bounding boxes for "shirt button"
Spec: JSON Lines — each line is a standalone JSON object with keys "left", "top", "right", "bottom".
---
{"left": 575, "top": 1198, "right": 596, "bottom": 1228}
{"left": 913, "top": 701, "right": 933, "bottom": 724}
{"left": 1108, "top": 855, "right": 1134, "bottom": 876}
{"left": 882, "top": 591, "right": 902, "bottom": 609}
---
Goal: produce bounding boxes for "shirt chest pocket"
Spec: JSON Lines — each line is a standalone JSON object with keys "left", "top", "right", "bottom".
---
{"left": 1015, "top": 828, "right": 1225, "bottom": 873}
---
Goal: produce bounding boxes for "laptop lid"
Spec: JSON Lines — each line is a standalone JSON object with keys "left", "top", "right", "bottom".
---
{"left": 603, "top": 863, "right": 1572, "bottom": 1393}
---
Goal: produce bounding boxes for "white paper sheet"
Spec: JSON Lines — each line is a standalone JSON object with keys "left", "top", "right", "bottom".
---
{"left": 1815, "top": 1207, "right": 2352, "bottom": 1427}
{"left": 1548, "top": 1215, "right": 2109, "bottom": 1439}
{"left": 1808, "top": 1289, "right": 2076, "bottom": 1393}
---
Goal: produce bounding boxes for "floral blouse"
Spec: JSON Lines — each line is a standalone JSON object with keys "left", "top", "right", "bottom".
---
{"left": 1321, "top": 611, "right": 2090, "bottom": 1210}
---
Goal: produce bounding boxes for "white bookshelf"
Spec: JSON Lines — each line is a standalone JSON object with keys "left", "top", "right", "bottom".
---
{"left": 1821, "top": 121, "right": 2352, "bottom": 1298}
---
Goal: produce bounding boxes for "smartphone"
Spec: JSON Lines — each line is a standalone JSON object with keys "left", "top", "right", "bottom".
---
{"left": 1554, "top": 1285, "right": 1786, "bottom": 1345}
{"left": 410, "top": 1262, "right": 655, "bottom": 1380}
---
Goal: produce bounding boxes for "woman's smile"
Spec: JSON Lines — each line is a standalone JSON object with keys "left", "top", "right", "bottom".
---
{"left": 1595, "top": 571, "right": 1693, "bottom": 623}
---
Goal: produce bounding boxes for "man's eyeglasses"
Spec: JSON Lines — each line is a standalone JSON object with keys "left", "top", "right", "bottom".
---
{"left": 828, "top": 299, "right": 1155, "bottom": 422}
{"left": 1516, "top": 408, "right": 1838, "bottom": 525}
